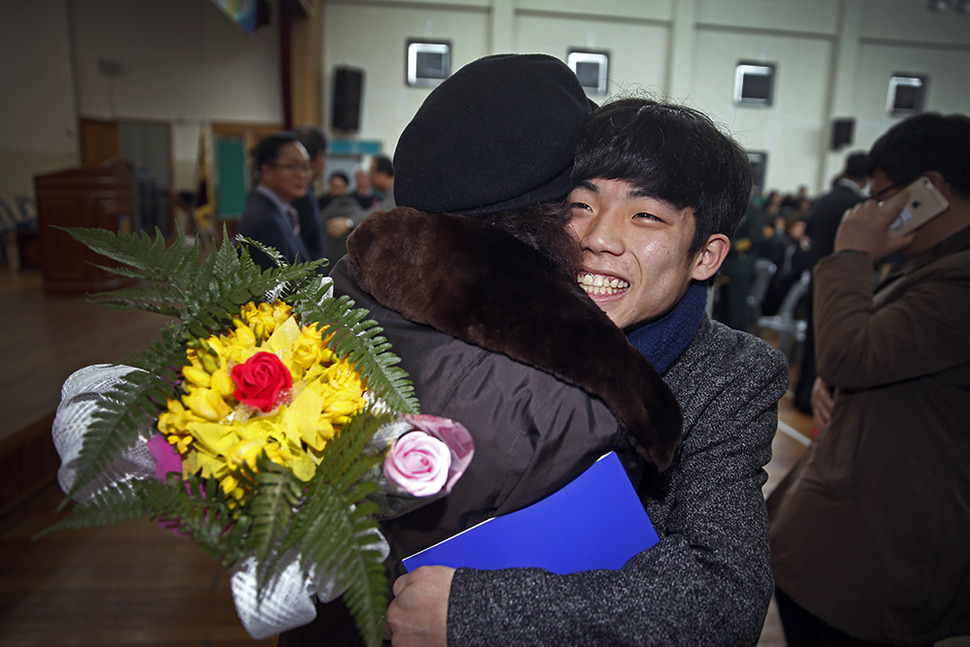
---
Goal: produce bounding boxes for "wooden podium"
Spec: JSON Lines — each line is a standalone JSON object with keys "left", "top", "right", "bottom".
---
{"left": 34, "top": 164, "right": 136, "bottom": 294}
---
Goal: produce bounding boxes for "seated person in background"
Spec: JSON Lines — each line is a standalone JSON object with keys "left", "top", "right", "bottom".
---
{"left": 324, "top": 157, "right": 396, "bottom": 252}
{"left": 757, "top": 210, "right": 789, "bottom": 270}
{"left": 761, "top": 214, "right": 813, "bottom": 316}
{"left": 320, "top": 188, "right": 367, "bottom": 263}
{"left": 279, "top": 55, "right": 683, "bottom": 647}
{"left": 237, "top": 132, "right": 320, "bottom": 272}
{"left": 769, "top": 112, "right": 970, "bottom": 646}
{"left": 318, "top": 170, "right": 349, "bottom": 211}
{"left": 368, "top": 154, "right": 395, "bottom": 212}
{"left": 714, "top": 194, "right": 766, "bottom": 332}
{"left": 350, "top": 165, "right": 377, "bottom": 210}
{"left": 385, "top": 97, "right": 788, "bottom": 647}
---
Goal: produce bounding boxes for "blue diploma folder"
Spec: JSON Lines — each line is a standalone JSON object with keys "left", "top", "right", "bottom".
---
{"left": 402, "top": 451, "right": 659, "bottom": 574}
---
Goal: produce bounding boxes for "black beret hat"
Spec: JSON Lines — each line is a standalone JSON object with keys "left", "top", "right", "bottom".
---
{"left": 393, "top": 53, "right": 594, "bottom": 217}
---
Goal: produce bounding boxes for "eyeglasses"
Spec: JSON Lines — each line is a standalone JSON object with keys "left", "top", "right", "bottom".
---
{"left": 270, "top": 162, "right": 313, "bottom": 175}
{"left": 868, "top": 177, "right": 915, "bottom": 202}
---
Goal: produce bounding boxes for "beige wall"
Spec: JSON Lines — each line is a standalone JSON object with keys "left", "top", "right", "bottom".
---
{"left": 1, "top": 0, "right": 968, "bottom": 210}
{"left": 319, "top": 0, "right": 969, "bottom": 194}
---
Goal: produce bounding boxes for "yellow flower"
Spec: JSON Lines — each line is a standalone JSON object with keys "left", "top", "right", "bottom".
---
{"left": 210, "top": 368, "right": 235, "bottom": 398}
{"left": 240, "top": 301, "right": 292, "bottom": 341}
{"left": 319, "top": 359, "right": 367, "bottom": 418}
{"left": 226, "top": 437, "right": 284, "bottom": 472}
{"left": 182, "top": 365, "right": 211, "bottom": 388}
{"left": 183, "top": 388, "right": 232, "bottom": 421}
{"left": 158, "top": 399, "right": 203, "bottom": 442}
{"left": 157, "top": 300, "right": 371, "bottom": 506}
{"left": 290, "top": 327, "right": 325, "bottom": 371}
{"left": 231, "top": 322, "right": 257, "bottom": 350}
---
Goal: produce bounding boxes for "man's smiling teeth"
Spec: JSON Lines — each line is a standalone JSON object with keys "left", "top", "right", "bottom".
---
{"left": 578, "top": 273, "right": 629, "bottom": 295}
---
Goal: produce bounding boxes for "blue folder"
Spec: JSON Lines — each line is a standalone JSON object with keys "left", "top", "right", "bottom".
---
{"left": 403, "top": 451, "right": 659, "bottom": 574}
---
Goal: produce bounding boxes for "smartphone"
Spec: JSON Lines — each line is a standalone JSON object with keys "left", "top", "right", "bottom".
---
{"left": 886, "top": 176, "right": 949, "bottom": 237}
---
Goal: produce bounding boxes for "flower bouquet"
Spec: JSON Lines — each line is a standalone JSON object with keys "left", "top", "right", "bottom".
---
{"left": 42, "top": 228, "right": 473, "bottom": 645}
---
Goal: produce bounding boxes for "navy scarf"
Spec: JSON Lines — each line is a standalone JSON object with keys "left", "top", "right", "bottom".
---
{"left": 627, "top": 281, "right": 708, "bottom": 374}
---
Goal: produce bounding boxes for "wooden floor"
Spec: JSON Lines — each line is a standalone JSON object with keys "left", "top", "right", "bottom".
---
{"left": 0, "top": 252, "right": 814, "bottom": 646}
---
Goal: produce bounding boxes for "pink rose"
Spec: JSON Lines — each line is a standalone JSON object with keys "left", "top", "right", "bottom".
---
{"left": 231, "top": 352, "right": 292, "bottom": 412}
{"left": 402, "top": 414, "right": 474, "bottom": 492}
{"left": 383, "top": 415, "right": 475, "bottom": 497}
{"left": 384, "top": 432, "right": 452, "bottom": 497}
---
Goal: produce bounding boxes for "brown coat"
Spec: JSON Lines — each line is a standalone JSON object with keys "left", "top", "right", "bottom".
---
{"left": 768, "top": 225, "right": 970, "bottom": 644}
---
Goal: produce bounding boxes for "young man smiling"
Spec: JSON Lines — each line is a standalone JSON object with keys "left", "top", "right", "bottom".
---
{"left": 570, "top": 177, "right": 725, "bottom": 328}
{"left": 385, "top": 98, "right": 789, "bottom": 646}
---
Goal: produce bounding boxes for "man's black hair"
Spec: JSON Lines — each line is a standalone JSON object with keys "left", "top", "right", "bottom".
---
{"left": 867, "top": 112, "right": 970, "bottom": 198}
{"left": 571, "top": 97, "right": 753, "bottom": 256}
{"left": 372, "top": 155, "right": 394, "bottom": 178}
{"left": 329, "top": 171, "right": 350, "bottom": 184}
{"left": 844, "top": 152, "right": 868, "bottom": 180}
{"left": 293, "top": 125, "right": 328, "bottom": 160}
{"left": 253, "top": 131, "right": 300, "bottom": 170}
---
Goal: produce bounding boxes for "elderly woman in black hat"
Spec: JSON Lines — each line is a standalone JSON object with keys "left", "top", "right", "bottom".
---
{"left": 278, "top": 53, "right": 682, "bottom": 647}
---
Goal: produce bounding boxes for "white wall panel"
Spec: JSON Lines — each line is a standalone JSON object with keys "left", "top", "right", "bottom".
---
{"left": 323, "top": 2, "right": 489, "bottom": 155}
{"left": 697, "top": 0, "right": 840, "bottom": 36}
{"left": 851, "top": 41, "right": 970, "bottom": 152}
{"left": 517, "top": 0, "right": 674, "bottom": 22}
{"left": 515, "top": 14, "right": 670, "bottom": 101}
{"left": 691, "top": 28, "right": 833, "bottom": 193}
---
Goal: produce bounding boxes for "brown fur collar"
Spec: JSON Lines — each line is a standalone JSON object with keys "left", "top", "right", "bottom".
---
{"left": 346, "top": 207, "right": 683, "bottom": 470}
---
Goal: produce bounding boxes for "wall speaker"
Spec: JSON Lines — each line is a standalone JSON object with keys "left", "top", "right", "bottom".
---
{"left": 332, "top": 66, "right": 364, "bottom": 132}
{"left": 831, "top": 118, "right": 855, "bottom": 151}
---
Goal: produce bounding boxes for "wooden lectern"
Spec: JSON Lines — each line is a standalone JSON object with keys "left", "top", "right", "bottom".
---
{"left": 34, "top": 164, "right": 136, "bottom": 294}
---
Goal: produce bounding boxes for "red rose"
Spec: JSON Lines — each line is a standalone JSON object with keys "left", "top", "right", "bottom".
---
{"left": 230, "top": 351, "right": 292, "bottom": 412}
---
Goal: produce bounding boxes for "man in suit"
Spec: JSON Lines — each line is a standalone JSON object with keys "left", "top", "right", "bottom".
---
{"left": 793, "top": 151, "right": 867, "bottom": 413}
{"left": 807, "top": 152, "right": 868, "bottom": 262}
{"left": 237, "top": 132, "right": 318, "bottom": 271}
{"left": 291, "top": 126, "right": 328, "bottom": 262}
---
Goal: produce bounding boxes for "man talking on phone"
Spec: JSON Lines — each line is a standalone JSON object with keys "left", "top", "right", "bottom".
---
{"left": 768, "top": 112, "right": 970, "bottom": 646}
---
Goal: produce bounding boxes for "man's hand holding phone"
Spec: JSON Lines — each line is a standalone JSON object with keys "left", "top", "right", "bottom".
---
{"left": 835, "top": 188, "right": 917, "bottom": 260}
{"left": 835, "top": 176, "right": 949, "bottom": 259}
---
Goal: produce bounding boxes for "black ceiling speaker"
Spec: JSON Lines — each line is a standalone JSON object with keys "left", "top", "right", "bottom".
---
{"left": 332, "top": 66, "right": 364, "bottom": 133}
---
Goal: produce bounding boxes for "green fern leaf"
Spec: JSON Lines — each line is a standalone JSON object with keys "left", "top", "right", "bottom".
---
{"left": 35, "top": 480, "right": 149, "bottom": 538}
{"left": 297, "top": 296, "right": 419, "bottom": 414}
{"left": 244, "top": 458, "right": 303, "bottom": 583}
{"left": 273, "top": 412, "right": 392, "bottom": 646}
{"left": 136, "top": 475, "right": 249, "bottom": 565}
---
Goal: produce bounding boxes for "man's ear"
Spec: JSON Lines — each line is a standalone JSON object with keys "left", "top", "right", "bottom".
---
{"left": 922, "top": 171, "right": 950, "bottom": 199}
{"left": 690, "top": 233, "right": 730, "bottom": 282}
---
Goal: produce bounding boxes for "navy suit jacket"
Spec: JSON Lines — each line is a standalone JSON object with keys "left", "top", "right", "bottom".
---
{"left": 292, "top": 187, "right": 326, "bottom": 262}
{"left": 237, "top": 190, "right": 314, "bottom": 271}
{"left": 807, "top": 182, "right": 865, "bottom": 263}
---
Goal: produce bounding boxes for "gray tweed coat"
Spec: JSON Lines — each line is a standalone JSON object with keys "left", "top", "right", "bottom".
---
{"left": 447, "top": 318, "right": 788, "bottom": 646}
